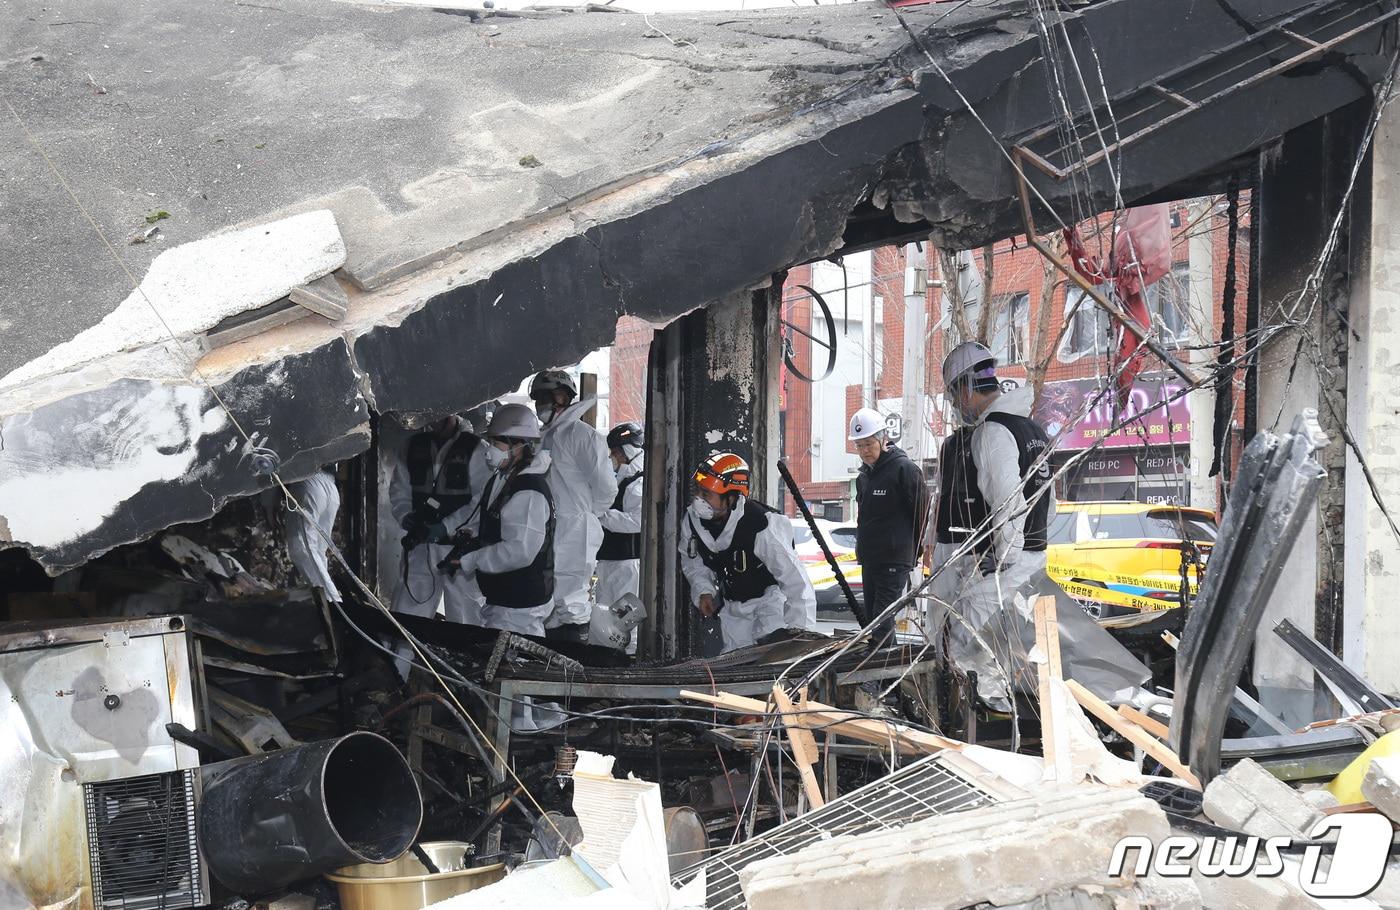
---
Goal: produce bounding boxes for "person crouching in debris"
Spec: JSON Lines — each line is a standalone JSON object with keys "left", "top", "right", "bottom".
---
{"left": 445, "top": 403, "right": 558, "bottom": 636}
{"left": 679, "top": 453, "right": 817, "bottom": 652}
{"left": 930, "top": 342, "right": 1054, "bottom": 700}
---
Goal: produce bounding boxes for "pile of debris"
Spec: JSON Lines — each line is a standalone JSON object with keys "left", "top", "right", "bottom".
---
{"left": 6, "top": 413, "right": 1400, "bottom": 910}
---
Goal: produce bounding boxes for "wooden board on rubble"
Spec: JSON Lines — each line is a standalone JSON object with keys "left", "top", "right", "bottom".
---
{"left": 680, "top": 689, "right": 965, "bottom": 755}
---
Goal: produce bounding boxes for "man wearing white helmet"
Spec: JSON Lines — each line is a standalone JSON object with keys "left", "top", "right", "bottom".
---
{"left": 447, "top": 403, "right": 557, "bottom": 636}
{"left": 530, "top": 369, "right": 618, "bottom": 643}
{"left": 931, "top": 341, "right": 1054, "bottom": 704}
{"left": 849, "top": 407, "right": 928, "bottom": 645}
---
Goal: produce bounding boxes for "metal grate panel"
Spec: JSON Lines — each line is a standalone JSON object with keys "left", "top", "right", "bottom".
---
{"left": 84, "top": 770, "right": 205, "bottom": 910}
{"left": 675, "top": 754, "right": 998, "bottom": 910}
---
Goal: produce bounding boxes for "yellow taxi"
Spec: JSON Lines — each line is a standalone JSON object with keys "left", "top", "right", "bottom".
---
{"left": 1045, "top": 501, "right": 1217, "bottom": 617}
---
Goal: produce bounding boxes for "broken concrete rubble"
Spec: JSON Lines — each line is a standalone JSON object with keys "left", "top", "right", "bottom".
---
{"left": 737, "top": 788, "right": 1182, "bottom": 910}
{"left": 1362, "top": 756, "right": 1400, "bottom": 822}
{"left": 1202, "top": 758, "right": 1326, "bottom": 840}
{"left": 1186, "top": 861, "right": 1329, "bottom": 910}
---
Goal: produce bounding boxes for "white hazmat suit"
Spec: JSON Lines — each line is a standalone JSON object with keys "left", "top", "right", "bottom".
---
{"left": 285, "top": 469, "right": 342, "bottom": 602}
{"left": 539, "top": 398, "right": 617, "bottom": 630}
{"left": 456, "top": 451, "right": 556, "bottom": 636}
{"left": 678, "top": 495, "right": 817, "bottom": 652}
{"left": 928, "top": 386, "right": 1053, "bottom": 705}
{"left": 596, "top": 447, "right": 643, "bottom": 610}
{"left": 389, "top": 425, "right": 491, "bottom": 626}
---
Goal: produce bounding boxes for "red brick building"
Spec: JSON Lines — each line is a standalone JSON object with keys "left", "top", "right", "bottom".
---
{"left": 608, "top": 315, "right": 654, "bottom": 427}
{"left": 782, "top": 197, "right": 1250, "bottom": 513}
{"left": 607, "top": 196, "right": 1249, "bottom": 514}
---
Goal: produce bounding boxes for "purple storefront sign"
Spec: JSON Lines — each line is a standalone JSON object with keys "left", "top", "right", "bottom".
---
{"left": 1034, "top": 375, "right": 1191, "bottom": 450}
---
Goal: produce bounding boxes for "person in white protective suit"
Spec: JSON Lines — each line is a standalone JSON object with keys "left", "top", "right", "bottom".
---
{"left": 530, "top": 370, "right": 617, "bottom": 643}
{"left": 285, "top": 467, "right": 342, "bottom": 602}
{"left": 448, "top": 403, "right": 558, "bottom": 636}
{"left": 928, "top": 342, "right": 1055, "bottom": 706}
{"left": 678, "top": 452, "right": 817, "bottom": 653}
{"left": 595, "top": 422, "right": 645, "bottom": 611}
{"left": 389, "top": 413, "right": 491, "bottom": 631}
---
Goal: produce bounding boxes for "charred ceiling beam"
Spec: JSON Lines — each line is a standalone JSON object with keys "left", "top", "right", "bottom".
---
{"left": 0, "top": 0, "right": 1394, "bottom": 573}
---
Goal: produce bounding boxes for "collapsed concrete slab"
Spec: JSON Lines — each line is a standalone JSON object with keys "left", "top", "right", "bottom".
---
{"left": 0, "top": 211, "right": 345, "bottom": 395}
{"left": 737, "top": 787, "right": 1184, "bottom": 910}
{"left": 1, "top": 0, "right": 1394, "bottom": 572}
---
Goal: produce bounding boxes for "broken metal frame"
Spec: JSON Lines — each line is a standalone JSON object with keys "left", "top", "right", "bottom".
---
{"left": 1169, "top": 411, "right": 1330, "bottom": 785}
{"left": 1218, "top": 725, "right": 1370, "bottom": 782}
{"left": 485, "top": 663, "right": 937, "bottom": 781}
{"left": 1012, "top": 0, "right": 1400, "bottom": 180}
{"left": 776, "top": 457, "right": 865, "bottom": 625}
{"left": 1273, "top": 618, "right": 1398, "bottom": 715}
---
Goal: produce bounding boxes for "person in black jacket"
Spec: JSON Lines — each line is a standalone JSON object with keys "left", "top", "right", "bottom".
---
{"left": 849, "top": 407, "right": 929, "bottom": 645}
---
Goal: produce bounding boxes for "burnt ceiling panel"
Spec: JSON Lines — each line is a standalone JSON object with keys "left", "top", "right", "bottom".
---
{"left": 0, "top": 0, "right": 1394, "bottom": 572}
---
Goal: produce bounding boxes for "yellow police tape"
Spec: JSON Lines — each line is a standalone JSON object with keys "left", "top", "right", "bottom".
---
{"left": 1045, "top": 561, "right": 1199, "bottom": 612}
{"left": 1044, "top": 562, "right": 1201, "bottom": 593}
{"left": 1054, "top": 580, "right": 1184, "bottom": 612}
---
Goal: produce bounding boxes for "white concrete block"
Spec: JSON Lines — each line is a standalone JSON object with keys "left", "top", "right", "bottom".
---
{"left": 1203, "top": 759, "right": 1322, "bottom": 839}
{"left": 1362, "top": 757, "right": 1400, "bottom": 823}
{"left": 1300, "top": 787, "right": 1341, "bottom": 812}
{"left": 1191, "top": 868, "right": 1322, "bottom": 910}
{"left": 739, "top": 787, "right": 1171, "bottom": 910}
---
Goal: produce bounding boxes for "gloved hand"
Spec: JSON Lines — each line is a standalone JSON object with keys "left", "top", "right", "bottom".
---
{"left": 978, "top": 552, "right": 1005, "bottom": 578}
{"left": 401, "top": 513, "right": 427, "bottom": 549}
{"left": 437, "top": 531, "right": 483, "bottom": 575}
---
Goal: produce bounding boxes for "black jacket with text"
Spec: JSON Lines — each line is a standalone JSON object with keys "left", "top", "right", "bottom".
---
{"left": 854, "top": 444, "right": 928, "bottom": 568}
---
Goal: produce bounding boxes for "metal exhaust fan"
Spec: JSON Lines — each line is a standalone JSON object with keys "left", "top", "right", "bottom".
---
{"left": 84, "top": 769, "right": 205, "bottom": 910}
{"left": 0, "top": 616, "right": 209, "bottom": 910}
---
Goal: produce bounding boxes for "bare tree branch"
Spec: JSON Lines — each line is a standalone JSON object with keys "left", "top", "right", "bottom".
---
{"left": 939, "top": 247, "right": 973, "bottom": 344}
{"left": 975, "top": 243, "right": 997, "bottom": 345}
{"left": 1026, "top": 233, "right": 1067, "bottom": 412}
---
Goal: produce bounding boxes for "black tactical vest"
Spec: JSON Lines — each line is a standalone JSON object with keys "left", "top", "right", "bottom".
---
{"left": 477, "top": 469, "right": 556, "bottom": 609}
{"left": 598, "top": 473, "right": 642, "bottom": 561}
{"left": 406, "top": 431, "right": 477, "bottom": 519}
{"left": 688, "top": 499, "right": 781, "bottom": 603}
{"left": 936, "top": 412, "right": 1051, "bottom": 555}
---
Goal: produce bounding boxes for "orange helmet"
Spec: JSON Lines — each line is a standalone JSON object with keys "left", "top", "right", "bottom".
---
{"left": 694, "top": 452, "right": 751, "bottom": 496}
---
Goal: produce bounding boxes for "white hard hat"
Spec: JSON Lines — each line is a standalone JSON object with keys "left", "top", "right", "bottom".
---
{"left": 530, "top": 369, "right": 577, "bottom": 400}
{"left": 486, "top": 402, "right": 541, "bottom": 440}
{"left": 941, "top": 341, "right": 996, "bottom": 389}
{"left": 848, "top": 407, "right": 886, "bottom": 441}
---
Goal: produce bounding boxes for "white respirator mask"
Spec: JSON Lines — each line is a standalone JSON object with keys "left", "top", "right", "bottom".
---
{"left": 691, "top": 497, "right": 716, "bottom": 520}
{"left": 484, "top": 445, "right": 512, "bottom": 472}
